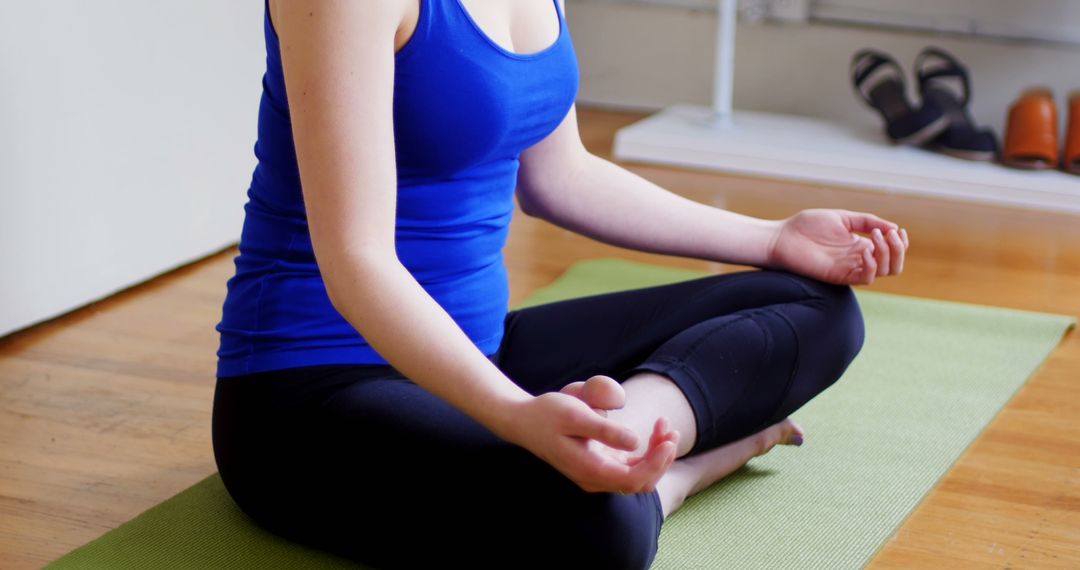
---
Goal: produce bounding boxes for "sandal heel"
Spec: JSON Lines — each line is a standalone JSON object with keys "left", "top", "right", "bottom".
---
{"left": 914, "top": 47, "right": 999, "bottom": 161}
{"left": 851, "top": 49, "right": 947, "bottom": 146}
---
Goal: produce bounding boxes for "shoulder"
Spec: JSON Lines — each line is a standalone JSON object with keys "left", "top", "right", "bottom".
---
{"left": 268, "top": 0, "right": 414, "bottom": 36}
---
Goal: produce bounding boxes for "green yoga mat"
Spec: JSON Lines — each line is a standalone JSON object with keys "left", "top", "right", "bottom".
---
{"left": 49, "top": 258, "right": 1075, "bottom": 569}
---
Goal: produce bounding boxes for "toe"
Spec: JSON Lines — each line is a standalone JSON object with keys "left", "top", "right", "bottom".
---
{"left": 779, "top": 418, "right": 805, "bottom": 446}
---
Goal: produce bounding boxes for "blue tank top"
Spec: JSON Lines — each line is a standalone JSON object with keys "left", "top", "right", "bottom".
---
{"left": 215, "top": 0, "right": 580, "bottom": 377}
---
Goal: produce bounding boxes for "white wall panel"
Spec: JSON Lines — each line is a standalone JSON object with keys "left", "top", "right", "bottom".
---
{"left": 0, "top": 2, "right": 264, "bottom": 336}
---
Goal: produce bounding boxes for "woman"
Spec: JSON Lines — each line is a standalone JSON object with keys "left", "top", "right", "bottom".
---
{"left": 212, "top": 0, "right": 908, "bottom": 568}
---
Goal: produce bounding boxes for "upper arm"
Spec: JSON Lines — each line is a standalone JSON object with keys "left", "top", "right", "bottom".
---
{"left": 515, "top": 0, "right": 588, "bottom": 215}
{"left": 515, "top": 102, "right": 592, "bottom": 216}
{"left": 272, "top": 0, "right": 404, "bottom": 296}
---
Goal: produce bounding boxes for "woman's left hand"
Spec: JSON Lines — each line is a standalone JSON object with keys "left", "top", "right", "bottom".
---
{"left": 766, "top": 208, "right": 909, "bottom": 285}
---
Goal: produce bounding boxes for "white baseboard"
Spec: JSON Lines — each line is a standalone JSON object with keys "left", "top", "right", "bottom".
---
{"left": 613, "top": 105, "right": 1080, "bottom": 215}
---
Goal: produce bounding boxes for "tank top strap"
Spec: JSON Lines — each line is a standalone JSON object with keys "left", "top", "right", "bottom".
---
{"left": 395, "top": 0, "right": 435, "bottom": 61}
{"left": 263, "top": 0, "right": 441, "bottom": 63}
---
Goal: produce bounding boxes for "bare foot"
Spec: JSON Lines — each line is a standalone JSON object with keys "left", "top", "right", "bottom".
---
{"left": 656, "top": 418, "right": 804, "bottom": 518}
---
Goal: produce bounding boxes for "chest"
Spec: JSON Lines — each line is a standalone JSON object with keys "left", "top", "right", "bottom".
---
{"left": 392, "top": 0, "right": 580, "bottom": 179}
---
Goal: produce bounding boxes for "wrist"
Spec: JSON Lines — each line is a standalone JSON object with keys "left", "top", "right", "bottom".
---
{"left": 755, "top": 218, "right": 786, "bottom": 269}
{"left": 481, "top": 384, "right": 534, "bottom": 444}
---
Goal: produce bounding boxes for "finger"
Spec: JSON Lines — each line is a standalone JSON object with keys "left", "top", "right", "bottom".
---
{"left": 649, "top": 430, "right": 680, "bottom": 489}
{"left": 659, "top": 422, "right": 680, "bottom": 454}
{"left": 663, "top": 431, "right": 680, "bottom": 457}
{"left": 626, "top": 417, "right": 670, "bottom": 468}
{"left": 860, "top": 247, "right": 877, "bottom": 285}
{"left": 628, "top": 420, "right": 680, "bottom": 467}
{"left": 630, "top": 440, "right": 676, "bottom": 494}
{"left": 871, "top": 228, "right": 890, "bottom": 277}
{"left": 848, "top": 237, "right": 873, "bottom": 283}
{"left": 844, "top": 211, "right": 899, "bottom": 235}
{"left": 647, "top": 417, "right": 678, "bottom": 452}
{"left": 648, "top": 416, "right": 669, "bottom": 451}
{"left": 886, "top": 228, "right": 904, "bottom": 274}
{"left": 582, "top": 375, "right": 626, "bottom": 411}
{"left": 630, "top": 420, "right": 678, "bottom": 492}
{"left": 661, "top": 438, "right": 678, "bottom": 478}
{"left": 571, "top": 410, "right": 639, "bottom": 452}
{"left": 900, "top": 227, "right": 910, "bottom": 249}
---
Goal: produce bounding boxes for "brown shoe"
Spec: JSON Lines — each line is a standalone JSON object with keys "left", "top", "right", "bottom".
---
{"left": 1002, "top": 88, "right": 1059, "bottom": 170}
{"left": 1065, "top": 91, "right": 1080, "bottom": 175}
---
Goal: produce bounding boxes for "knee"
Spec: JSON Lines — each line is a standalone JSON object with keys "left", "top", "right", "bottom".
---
{"left": 782, "top": 274, "right": 865, "bottom": 366}
{"left": 826, "top": 284, "right": 865, "bottom": 365}
{"left": 572, "top": 493, "right": 661, "bottom": 570}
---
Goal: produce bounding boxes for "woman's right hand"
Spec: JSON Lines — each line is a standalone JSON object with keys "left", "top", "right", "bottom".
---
{"left": 501, "top": 390, "right": 679, "bottom": 495}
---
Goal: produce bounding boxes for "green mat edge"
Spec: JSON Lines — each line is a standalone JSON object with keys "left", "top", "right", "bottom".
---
{"left": 857, "top": 298, "right": 1075, "bottom": 568}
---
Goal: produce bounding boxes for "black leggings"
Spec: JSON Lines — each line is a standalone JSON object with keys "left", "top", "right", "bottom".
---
{"left": 212, "top": 269, "right": 865, "bottom": 570}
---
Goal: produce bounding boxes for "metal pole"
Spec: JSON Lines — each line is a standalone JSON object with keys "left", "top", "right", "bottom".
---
{"left": 712, "top": 0, "right": 737, "bottom": 127}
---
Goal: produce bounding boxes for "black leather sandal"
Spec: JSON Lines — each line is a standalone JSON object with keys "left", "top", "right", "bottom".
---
{"left": 915, "top": 47, "right": 999, "bottom": 161}
{"left": 851, "top": 49, "right": 948, "bottom": 145}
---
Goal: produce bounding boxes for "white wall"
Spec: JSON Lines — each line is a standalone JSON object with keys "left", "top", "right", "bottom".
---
{"left": 0, "top": 2, "right": 264, "bottom": 336}
{"left": 568, "top": 0, "right": 1080, "bottom": 138}
{"left": 811, "top": 0, "right": 1080, "bottom": 45}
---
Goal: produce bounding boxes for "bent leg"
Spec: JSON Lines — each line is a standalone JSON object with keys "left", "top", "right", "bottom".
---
{"left": 496, "top": 270, "right": 809, "bottom": 394}
{"left": 495, "top": 269, "right": 865, "bottom": 520}
{"left": 497, "top": 269, "right": 864, "bottom": 456}
{"left": 622, "top": 271, "right": 865, "bottom": 455}
{"left": 213, "top": 365, "right": 663, "bottom": 569}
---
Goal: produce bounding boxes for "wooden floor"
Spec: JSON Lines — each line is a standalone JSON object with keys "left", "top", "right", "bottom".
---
{"left": 2, "top": 106, "right": 1078, "bottom": 569}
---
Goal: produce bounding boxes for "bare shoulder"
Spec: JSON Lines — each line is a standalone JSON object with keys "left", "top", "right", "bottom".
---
{"left": 267, "top": 0, "right": 415, "bottom": 47}
{"left": 269, "top": 0, "right": 413, "bottom": 20}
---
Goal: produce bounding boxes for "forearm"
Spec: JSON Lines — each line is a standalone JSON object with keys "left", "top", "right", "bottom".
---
{"left": 521, "top": 152, "right": 781, "bottom": 267}
{"left": 322, "top": 250, "right": 531, "bottom": 439}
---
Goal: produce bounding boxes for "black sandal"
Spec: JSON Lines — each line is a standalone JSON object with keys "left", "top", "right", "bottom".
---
{"left": 914, "top": 47, "right": 999, "bottom": 161}
{"left": 851, "top": 49, "right": 948, "bottom": 145}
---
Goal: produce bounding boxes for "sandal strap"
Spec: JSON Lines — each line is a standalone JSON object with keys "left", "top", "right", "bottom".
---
{"left": 915, "top": 46, "right": 971, "bottom": 106}
{"left": 851, "top": 49, "right": 904, "bottom": 106}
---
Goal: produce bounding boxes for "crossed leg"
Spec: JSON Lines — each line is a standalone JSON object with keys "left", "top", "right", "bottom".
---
{"left": 565, "top": 372, "right": 805, "bottom": 517}
{"left": 213, "top": 269, "right": 864, "bottom": 568}
{"left": 495, "top": 269, "right": 865, "bottom": 520}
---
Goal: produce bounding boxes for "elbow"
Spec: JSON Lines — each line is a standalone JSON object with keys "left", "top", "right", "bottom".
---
{"left": 319, "top": 264, "right": 351, "bottom": 313}
{"left": 322, "top": 277, "right": 351, "bottom": 315}
{"left": 515, "top": 149, "right": 594, "bottom": 220}
{"left": 515, "top": 184, "right": 557, "bottom": 220}
{"left": 317, "top": 247, "right": 400, "bottom": 311}
{"left": 516, "top": 194, "right": 545, "bottom": 219}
